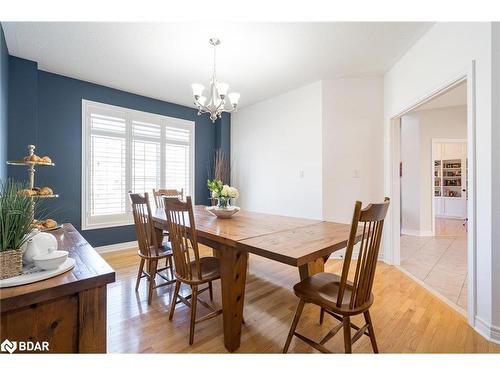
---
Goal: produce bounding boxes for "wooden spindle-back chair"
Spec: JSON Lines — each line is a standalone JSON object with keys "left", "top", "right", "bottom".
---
{"left": 283, "top": 197, "right": 390, "bottom": 353}
{"left": 153, "top": 188, "right": 184, "bottom": 208}
{"left": 129, "top": 193, "right": 175, "bottom": 305}
{"left": 164, "top": 196, "right": 222, "bottom": 345}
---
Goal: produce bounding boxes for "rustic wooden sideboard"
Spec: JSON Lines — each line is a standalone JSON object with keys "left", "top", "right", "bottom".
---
{"left": 0, "top": 224, "right": 115, "bottom": 353}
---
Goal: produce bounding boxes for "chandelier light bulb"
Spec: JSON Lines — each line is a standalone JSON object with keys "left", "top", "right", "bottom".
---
{"left": 228, "top": 92, "right": 240, "bottom": 106}
{"left": 217, "top": 82, "right": 229, "bottom": 98}
{"left": 191, "top": 83, "right": 205, "bottom": 97}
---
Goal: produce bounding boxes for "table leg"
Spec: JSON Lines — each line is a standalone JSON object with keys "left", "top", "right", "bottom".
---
{"left": 220, "top": 245, "right": 248, "bottom": 352}
{"left": 298, "top": 257, "right": 325, "bottom": 281}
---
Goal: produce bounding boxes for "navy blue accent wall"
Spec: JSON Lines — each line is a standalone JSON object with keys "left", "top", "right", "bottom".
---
{"left": 0, "top": 24, "right": 9, "bottom": 180}
{"left": 7, "top": 56, "right": 230, "bottom": 246}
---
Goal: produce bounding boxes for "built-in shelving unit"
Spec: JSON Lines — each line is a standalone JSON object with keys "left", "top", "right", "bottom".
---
{"left": 432, "top": 141, "right": 467, "bottom": 219}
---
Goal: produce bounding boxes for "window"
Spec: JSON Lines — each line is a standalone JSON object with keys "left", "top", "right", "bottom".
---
{"left": 82, "top": 100, "right": 195, "bottom": 229}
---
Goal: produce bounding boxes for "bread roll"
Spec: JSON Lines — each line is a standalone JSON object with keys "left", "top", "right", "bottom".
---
{"left": 18, "top": 189, "right": 35, "bottom": 197}
{"left": 44, "top": 219, "right": 57, "bottom": 229}
{"left": 39, "top": 187, "right": 53, "bottom": 196}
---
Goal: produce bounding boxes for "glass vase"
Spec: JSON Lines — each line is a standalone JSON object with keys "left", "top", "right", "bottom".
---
{"left": 217, "top": 197, "right": 230, "bottom": 209}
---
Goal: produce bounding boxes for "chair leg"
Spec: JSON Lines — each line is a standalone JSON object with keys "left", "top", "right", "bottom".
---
{"left": 189, "top": 285, "right": 198, "bottom": 345}
{"left": 283, "top": 299, "right": 305, "bottom": 353}
{"left": 147, "top": 260, "right": 158, "bottom": 305}
{"left": 135, "top": 258, "right": 145, "bottom": 291}
{"left": 364, "top": 310, "right": 379, "bottom": 353}
{"left": 169, "top": 280, "right": 181, "bottom": 321}
{"left": 343, "top": 316, "right": 352, "bottom": 353}
{"left": 208, "top": 281, "right": 214, "bottom": 301}
{"left": 319, "top": 308, "right": 325, "bottom": 325}
{"left": 168, "top": 256, "right": 175, "bottom": 280}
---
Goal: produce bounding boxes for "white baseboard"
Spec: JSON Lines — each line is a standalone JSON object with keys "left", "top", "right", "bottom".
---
{"left": 474, "top": 316, "right": 500, "bottom": 344}
{"left": 95, "top": 240, "right": 138, "bottom": 253}
{"left": 401, "top": 228, "right": 433, "bottom": 237}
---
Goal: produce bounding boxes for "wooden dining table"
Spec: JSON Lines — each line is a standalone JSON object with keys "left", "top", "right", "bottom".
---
{"left": 152, "top": 206, "right": 356, "bottom": 352}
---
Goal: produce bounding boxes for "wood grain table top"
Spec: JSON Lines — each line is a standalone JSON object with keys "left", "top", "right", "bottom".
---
{"left": 153, "top": 206, "right": 356, "bottom": 267}
{"left": 237, "top": 221, "right": 356, "bottom": 266}
{"left": 0, "top": 223, "right": 116, "bottom": 312}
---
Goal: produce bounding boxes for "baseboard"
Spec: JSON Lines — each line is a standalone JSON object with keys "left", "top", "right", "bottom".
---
{"left": 401, "top": 228, "right": 433, "bottom": 237}
{"left": 95, "top": 240, "right": 138, "bottom": 253}
{"left": 474, "top": 316, "right": 500, "bottom": 344}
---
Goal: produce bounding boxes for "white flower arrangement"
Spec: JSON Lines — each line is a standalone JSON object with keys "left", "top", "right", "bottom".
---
{"left": 207, "top": 179, "right": 239, "bottom": 208}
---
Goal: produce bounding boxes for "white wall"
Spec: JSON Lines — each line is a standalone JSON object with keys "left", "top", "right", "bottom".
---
{"left": 231, "top": 81, "right": 323, "bottom": 219}
{"left": 322, "top": 77, "right": 384, "bottom": 224}
{"left": 384, "top": 22, "right": 496, "bottom": 340}
{"left": 231, "top": 77, "right": 385, "bottom": 223}
{"left": 401, "top": 105, "right": 467, "bottom": 234}
{"left": 491, "top": 22, "right": 500, "bottom": 336}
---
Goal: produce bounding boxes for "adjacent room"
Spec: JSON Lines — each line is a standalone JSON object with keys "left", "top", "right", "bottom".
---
{"left": 1, "top": 20, "right": 500, "bottom": 356}
{"left": 399, "top": 82, "right": 468, "bottom": 312}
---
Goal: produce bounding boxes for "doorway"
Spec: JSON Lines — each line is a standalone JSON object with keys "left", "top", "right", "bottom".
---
{"left": 393, "top": 78, "right": 473, "bottom": 316}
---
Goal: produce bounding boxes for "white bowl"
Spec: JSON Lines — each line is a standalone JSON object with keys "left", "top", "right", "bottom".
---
{"left": 33, "top": 249, "right": 68, "bottom": 270}
{"left": 206, "top": 206, "right": 240, "bottom": 219}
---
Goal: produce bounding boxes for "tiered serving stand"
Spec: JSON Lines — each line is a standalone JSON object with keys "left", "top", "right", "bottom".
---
{"left": 6, "top": 144, "right": 59, "bottom": 221}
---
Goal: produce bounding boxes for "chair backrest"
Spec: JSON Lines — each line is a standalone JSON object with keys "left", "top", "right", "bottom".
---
{"left": 164, "top": 196, "right": 202, "bottom": 281}
{"left": 130, "top": 192, "right": 160, "bottom": 258}
{"left": 153, "top": 188, "right": 184, "bottom": 208}
{"left": 337, "top": 197, "right": 390, "bottom": 310}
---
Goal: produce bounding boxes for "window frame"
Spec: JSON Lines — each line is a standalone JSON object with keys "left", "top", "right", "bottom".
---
{"left": 81, "top": 99, "right": 195, "bottom": 230}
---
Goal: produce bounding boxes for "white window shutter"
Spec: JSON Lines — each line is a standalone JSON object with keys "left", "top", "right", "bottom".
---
{"left": 82, "top": 100, "right": 195, "bottom": 230}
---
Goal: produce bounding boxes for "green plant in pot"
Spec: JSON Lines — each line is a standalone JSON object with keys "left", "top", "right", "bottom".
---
{"left": 0, "top": 179, "right": 38, "bottom": 279}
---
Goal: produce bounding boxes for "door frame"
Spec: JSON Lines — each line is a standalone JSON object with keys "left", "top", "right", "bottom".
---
{"left": 388, "top": 62, "right": 476, "bottom": 325}
{"left": 431, "top": 138, "right": 467, "bottom": 235}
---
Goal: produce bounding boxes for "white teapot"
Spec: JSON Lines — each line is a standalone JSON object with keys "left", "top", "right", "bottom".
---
{"left": 22, "top": 232, "right": 58, "bottom": 265}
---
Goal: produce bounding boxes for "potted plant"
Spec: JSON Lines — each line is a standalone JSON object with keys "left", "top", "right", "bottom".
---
{"left": 0, "top": 179, "right": 37, "bottom": 279}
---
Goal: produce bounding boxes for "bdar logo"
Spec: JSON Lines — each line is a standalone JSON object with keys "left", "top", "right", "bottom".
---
{"left": 1, "top": 339, "right": 17, "bottom": 354}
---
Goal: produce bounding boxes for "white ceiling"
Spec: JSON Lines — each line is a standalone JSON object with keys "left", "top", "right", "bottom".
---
{"left": 415, "top": 81, "right": 467, "bottom": 111}
{"left": 2, "top": 22, "right": 432, "bottom": 108}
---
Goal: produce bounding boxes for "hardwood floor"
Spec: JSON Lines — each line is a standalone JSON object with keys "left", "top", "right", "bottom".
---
{"left": 102, "top": 246, "right": 500, "bottom": 353}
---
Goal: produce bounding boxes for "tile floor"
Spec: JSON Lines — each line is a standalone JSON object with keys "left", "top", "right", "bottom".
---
{"left": 400, "top": 218, "right": 467, "bottom": 310}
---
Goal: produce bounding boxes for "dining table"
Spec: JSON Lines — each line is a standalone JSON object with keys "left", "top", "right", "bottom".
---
{"left": 152, "top": 205, "right": 357, "bottom": 352}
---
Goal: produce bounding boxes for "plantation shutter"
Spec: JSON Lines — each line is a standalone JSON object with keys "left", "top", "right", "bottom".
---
{"left": 131, "top": 120, "right": 161, "bottom": 195}
{"left": 82, "top": 100, "right": 195, "bottom": 230}
{"left": 89, "top": 112, "right": 128, "bottom": 225}
{"left": 165, "top": 125, "right": 192, "bottom": 197}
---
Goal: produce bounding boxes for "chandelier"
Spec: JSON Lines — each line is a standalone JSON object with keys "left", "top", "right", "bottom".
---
{"left": 191, "top": 37, "right": 240, "bottom": 123}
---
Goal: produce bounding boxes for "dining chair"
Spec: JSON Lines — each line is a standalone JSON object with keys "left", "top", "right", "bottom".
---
{"left": 164, "top": 196, "right": 222, "bottom": 345}
{"left": 283, "top": 197, "right": 390, "bottom": 354}
{"left": 129, "top": 193, "right": 176, "bottom": 305}
{"left": 153, "top": 188, "right": 184, "bottom": 208}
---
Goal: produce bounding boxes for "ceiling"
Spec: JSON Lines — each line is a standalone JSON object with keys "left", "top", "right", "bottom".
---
{"left": 2, "top": 22, "right": 432, "bottom": 108}
{"left": 415, "top": 81, "right": 467, "bottom": 111}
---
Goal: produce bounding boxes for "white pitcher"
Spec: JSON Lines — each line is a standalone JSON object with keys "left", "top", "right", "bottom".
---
{"left": 22, "top": 232, "right": 58, "bottom": 265}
